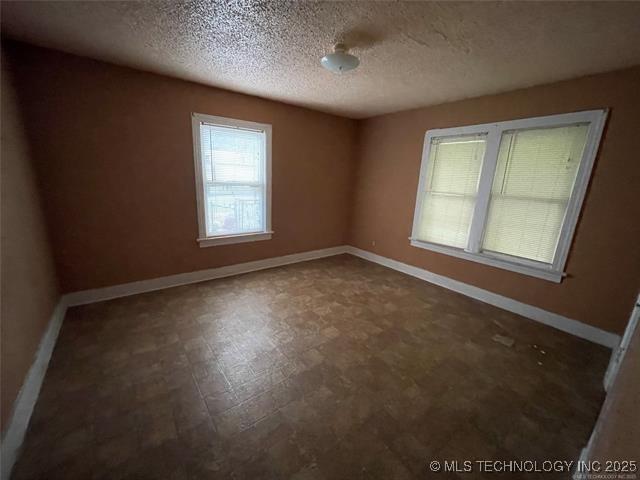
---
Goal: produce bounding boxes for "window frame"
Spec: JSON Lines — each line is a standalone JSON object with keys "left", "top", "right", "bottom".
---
{"left": 191, "top": 112, "right": 273, "bottom": 248}
{"left": 410, "top": 109, "right": 608, "bottom": 282}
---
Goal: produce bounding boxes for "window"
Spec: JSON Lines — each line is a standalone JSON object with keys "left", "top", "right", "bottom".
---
{"left": 410, "top": 110, "right": 607, "bottom": 282}
{"left": 191, "top": 113, "right": 272, "bottom": 247}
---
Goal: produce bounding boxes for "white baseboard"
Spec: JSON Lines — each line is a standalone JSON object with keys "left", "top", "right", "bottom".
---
{"left": 64, "top": 244, "right": 620, "bottom": 348}
{"left": 64, "top": 245, "right": 350, "bottom": 306}
{"left": 1, "top": 298, "right": 67, "bottom": 480}
{"left": 1, "top": 244, "right": 621, "bottom": 479}
{"left": 1, "top": 246, "right": 348, "bottom": 478}
{"left": 346, "top": 246, "right": 620, "bottom": 349}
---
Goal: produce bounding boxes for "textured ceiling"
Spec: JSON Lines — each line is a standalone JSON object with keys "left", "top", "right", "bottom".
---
{"left": 2, "top": 1, "right": 640, "bottom": 118}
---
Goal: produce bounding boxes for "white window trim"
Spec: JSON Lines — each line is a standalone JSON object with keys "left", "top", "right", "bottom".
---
{"left": 410, "top": 109, "right": 608, "bottom": 283}
{"left": 191, "top": 112, "right": 273, "bottom": 248}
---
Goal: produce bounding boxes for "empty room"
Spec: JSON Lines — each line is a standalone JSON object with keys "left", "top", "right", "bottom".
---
{"left": 1, "top": 1, "right": 639, "bottom": 479}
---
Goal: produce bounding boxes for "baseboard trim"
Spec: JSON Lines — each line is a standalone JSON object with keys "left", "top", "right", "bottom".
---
{"left": 2, "top": 245, "right": 619, "bottom": 479}
{"left": 346, "top": 246, "right": 620, "bottom": 349}
{"left": 64, "top": 246, "right": 350, "bottom": 306}
{"left": 1, "top": 246, "right": 348, "bottom": 479}
{"left": 63, "top": 244, "right": 620, "bottom": 348}
{"left": 1, "top": 298, "right": 68, "bottom": 480}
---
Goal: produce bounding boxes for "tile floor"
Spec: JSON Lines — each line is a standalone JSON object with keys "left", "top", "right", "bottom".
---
{"left": 12, "top": 255, "right": 609, "bottom": 479}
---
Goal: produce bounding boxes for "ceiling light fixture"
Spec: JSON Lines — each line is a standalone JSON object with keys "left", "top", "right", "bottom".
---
{"left": 321, "top": 43, "right": 359, "bottom": 74}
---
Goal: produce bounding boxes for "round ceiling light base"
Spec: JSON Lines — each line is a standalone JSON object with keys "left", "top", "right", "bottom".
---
{"left": 321, "top": 43, "right": 360, "bottom": 74}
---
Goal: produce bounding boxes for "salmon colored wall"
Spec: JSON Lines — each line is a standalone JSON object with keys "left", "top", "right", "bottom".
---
{"left": 590, "top": 320, "right": 640, "bottom": 462}
{"left": 350, "top": 66, "right": 640, "bottom": 334}
{"left": 5, "top": 40, "right": 639, "bottom": 337}
{"left": 1, "top": 52, "right": 60, "bottom": 432}
{"left": 5, "top": 42, "right": 357, "bottom": 293}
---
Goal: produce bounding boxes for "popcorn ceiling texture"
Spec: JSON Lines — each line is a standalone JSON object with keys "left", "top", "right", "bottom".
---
{"left": 2, "top": 0, "right": 640, "bottom": 118}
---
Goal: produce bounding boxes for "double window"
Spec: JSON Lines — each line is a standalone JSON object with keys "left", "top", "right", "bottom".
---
{"left": 191, "top": 113, "right": 272, "bottom": 247}
{"left": 410, "top": 110, "right": 607, "bottom": 282}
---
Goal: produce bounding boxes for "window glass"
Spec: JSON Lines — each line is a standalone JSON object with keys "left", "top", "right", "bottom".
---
{"left": 416, "top": 134, "right": 486, "bottom": 248}
{"left": 199, "top": 124, "right": 266, "bottom": 237}
{"left": 482, "top": 124, "right": 589, "bottom": 263}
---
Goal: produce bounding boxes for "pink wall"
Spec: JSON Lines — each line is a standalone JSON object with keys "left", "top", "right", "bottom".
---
{"left": 3, "top": 39, "right": 640, "bottom": 437}
{"left": 6, "top": 42, "right": 357, "bottom": 293}
{"left": 590, "top": 322, "right": 640, "bottom": 461}
{"left": 349, "top": 67, "right": 640, "bottom": 334}
{"left": 4, "top": 40, "right": 639, "bottom": 339}
{"left": 1, "top": 51, "right": 60, "bottom": 431}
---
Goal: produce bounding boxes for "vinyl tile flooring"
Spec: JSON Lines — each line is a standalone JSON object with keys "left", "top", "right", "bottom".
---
{"left": 11, "top": 255, "right": 609, "bottom": 479}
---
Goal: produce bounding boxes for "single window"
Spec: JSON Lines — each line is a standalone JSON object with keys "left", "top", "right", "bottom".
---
{"left": 410, "top": 110, "right": 607, "bottom": 282}
{"left": 191, "top": 113, "right": 272, "bottom": 247}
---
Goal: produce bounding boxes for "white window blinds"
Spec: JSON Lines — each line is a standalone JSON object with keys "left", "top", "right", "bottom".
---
{"left": 410, "top": 110, "right": 607, "bottom": 282}
{"left": 482, "top": 125, "right": 589, "bottom": 263}
{"left": 416, "top": 134, "right": 486, "bottom": 248}
{"left": 199, "top": 124, "right": 266, "bottom": 237}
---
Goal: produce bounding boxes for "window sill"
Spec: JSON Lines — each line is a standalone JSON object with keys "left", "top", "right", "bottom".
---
{"left": 198, "top": 231, "right": 273, "bottom": 248}
{"left": 409, "top": 238, "right": 564, "bottom": 283}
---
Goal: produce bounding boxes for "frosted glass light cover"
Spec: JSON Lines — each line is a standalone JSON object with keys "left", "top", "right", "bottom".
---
{"left": 321, "top": 51, "right": 360, "bottom": 73}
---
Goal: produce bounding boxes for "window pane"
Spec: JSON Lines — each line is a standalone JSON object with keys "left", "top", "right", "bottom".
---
{"left": 416, "top": 134, "right": 486, "bottom": 248}
{"left": 200, "top": 124, "right": 264, "bottom": 184}
{"left": 199, "top": 123, "right": 266, "bottom": 237}
{"left": 205, "top": 184, "right": 264, "bottom": 237}
{"left": 482, "top": 124, "right": 589, "bottom": 263}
